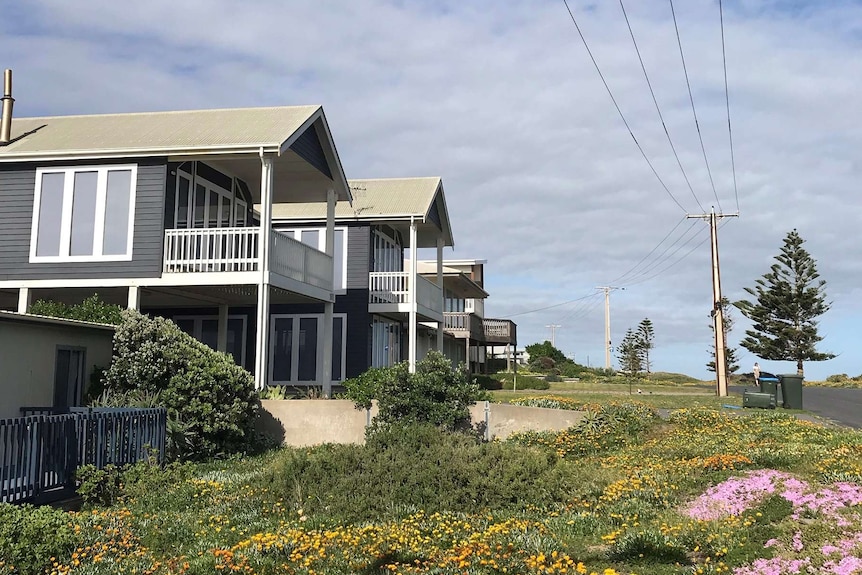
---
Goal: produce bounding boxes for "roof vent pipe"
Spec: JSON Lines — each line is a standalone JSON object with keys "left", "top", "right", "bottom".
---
{"left": 0, "top": 69, "right": 14, "bottom": 145}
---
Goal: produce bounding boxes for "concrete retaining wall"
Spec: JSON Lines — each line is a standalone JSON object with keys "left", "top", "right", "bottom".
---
{"left": 259, "top": 400, "right": 584, "bottom": 447}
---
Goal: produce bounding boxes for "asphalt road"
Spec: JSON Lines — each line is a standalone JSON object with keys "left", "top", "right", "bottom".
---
{"left": 731, "top": 385, "right": 862, "bottom": 429}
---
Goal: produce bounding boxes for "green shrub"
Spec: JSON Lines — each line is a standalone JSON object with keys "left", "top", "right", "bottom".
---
{"left": 544, "top": 374, "right": 562, "bottom": 383}
{"left": 0, "top": 503, "right": 75, "bottom": 574}
{"left": 607, "top": 529, "right": 691, "bottom": 563}
{"left": 826, "top": 373, "right": 849, "bottom": 383}
{"left": 473, "top": 374, "right": 503, "bottom": 390}
{"left": 102, "top": 310, "right": 259, "bottom": 460}
{"left": 76, "top": 464, "right": 123, "bottom": 506}
{"left": 264, "top": 423, "right": 577, "bottom": 522}
{"left": 495, "top": 372, "right": 550, "bottom": 390}
{"left": 29, "top": 293, "right": 124, "bottom": 325}
{"left": 342, "top": 367, "right": 392, "bottom": 409}
{"left": 348, "top": 352, "right": 487, "bottom": 432}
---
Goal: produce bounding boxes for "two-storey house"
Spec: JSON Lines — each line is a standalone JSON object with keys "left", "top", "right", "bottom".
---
{"left": 0, "top": 99, "right": 352, "bottom": 395}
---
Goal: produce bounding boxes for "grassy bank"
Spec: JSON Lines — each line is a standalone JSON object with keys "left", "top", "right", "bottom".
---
{"left": 5, "top": 400, "right": 862, "bottom": 574}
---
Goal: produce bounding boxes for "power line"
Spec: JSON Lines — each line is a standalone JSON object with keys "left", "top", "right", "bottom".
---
{"left": 619, "top": 0, "right": 705, "bottom": 214}
{"left": 719, "top": 0, "right": 740, "bottom": 214}
{"left": 561, "top": 0, "right": 688, "bottom": 214}
{"left": 607, "top": 215, "right": 688, "bottom": 285}
{"left": 668, "top": 0, "right": 722, "bottom": 213}
{"left": 508, "top": 291, "right": 597, "bottom": 318}
{"left": 615, "top": 220, "right": 703, "bottom": 285}
{"left": 558, "top": 292, "right": 604, "bottom": 324}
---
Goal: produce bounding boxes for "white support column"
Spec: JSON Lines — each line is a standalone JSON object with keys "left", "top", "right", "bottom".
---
{"left": 408, "top": 218, "right": 418, "bottom": 373}
{"left": 436, "top": 236, "right": 444, "bottom": 351}
{"left": 17, "top": 287, "right": 31, "bottom": 314}
{"left": 127, "top": 285, "right": 141, "bottom": 311}
{"left": 321, "top": 188, "right": 336, "bottom": 398}
{"left": 254, "top": 154, "right": 274, "bottom": 390}
{"left": 217, "top": 304, "right": 229, "bottom": 353}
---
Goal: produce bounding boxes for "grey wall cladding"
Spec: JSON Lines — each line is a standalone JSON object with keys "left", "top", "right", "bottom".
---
{"left": 346, "top": 224, "right": 369, "bottom": 289}
{"left": 0, "top": 160, "right": 167, "bottom": 280}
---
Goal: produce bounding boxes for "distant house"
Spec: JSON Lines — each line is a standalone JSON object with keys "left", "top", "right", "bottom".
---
{"left": 0, "top": 311, "right": 114, "bottom": 418}
{"left": 416, "top": 259, "right": 517, "bottom": 373}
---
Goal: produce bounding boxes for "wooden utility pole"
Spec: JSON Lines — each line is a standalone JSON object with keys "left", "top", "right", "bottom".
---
{"left": 688, "top": 208, "right": 738, "bottom": 397}
{"left": 596, "top": 286, "right": 623, "bottom": 369}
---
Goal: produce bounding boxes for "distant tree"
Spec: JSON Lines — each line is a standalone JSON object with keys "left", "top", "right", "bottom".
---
{"left": 734, "top": 229, "right": 834, "bottom": 376}
{"left": 707, "top": 297, "right": 740, "bottom": 375}
{"left": 525, "top": 341, "right": 567, "bottom": 365}
{"left": 636, "top": 318, "right": 655, "bottom": 375}
{"left": 616, "top": 328, "right": 643, "bottom": 377}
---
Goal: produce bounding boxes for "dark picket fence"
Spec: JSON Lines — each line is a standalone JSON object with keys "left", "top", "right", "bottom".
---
{"left": 0, "top": 407, "right": 167, "bottom": 504}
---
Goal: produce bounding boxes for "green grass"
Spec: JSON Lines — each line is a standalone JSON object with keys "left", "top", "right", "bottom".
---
{"left": 12, "top": 397, "right": 860, "bottom": 574}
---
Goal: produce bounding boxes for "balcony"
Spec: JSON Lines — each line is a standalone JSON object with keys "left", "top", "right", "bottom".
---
{"left": 163, "top": 228, "right": 333, "bottom": 291}
{"left": 483, "top": 318, "right": 517, "bottom": 345}
{"left": 369, "top": 271, "right": 443, "bottom": 321}
{"left": 443, "top": 312, "right": 485, "bottom": 341}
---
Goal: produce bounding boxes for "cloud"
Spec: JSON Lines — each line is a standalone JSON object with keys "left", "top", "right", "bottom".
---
{"left": 4, "top": 0, "right": 861, "bottom": 379}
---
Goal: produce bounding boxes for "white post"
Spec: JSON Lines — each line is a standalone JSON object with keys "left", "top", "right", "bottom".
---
{"left": 127, "top": 285, "right": 141, "bottom": 311}
{"left": 17, "top": 287, "right": 31, "bottom": 314}
{"left": 254, "top": 154, "right": 274, "bottom": 390}
{"left": 408, "top": 218, "right": 418, "bottom": 373}
{"left": 436, "top": 236, "right": 444, "bottom": 351}
{"left": 217, "top": 304, "right": 229, "bottom": 353}
{"left": 321, "top": 188, "right": 336, "bottom": 398}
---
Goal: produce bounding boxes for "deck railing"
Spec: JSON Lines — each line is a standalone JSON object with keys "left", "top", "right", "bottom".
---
{"left": 444, "top": 312, "right": 485, "bottom": 340}
{"left": 270, "top": 229, "right": 333, "bottom": 290}
{"left": 370, "top": 272, "right": 443, "bottom": 315}
{"left": 1, "top": 408, "right": 166, "bottom": 505}
{"left": 163, "top": 228, "right": 333, "bottom": 290}
{"left": 483, "top": 318, "right": 517, "bottom": 344}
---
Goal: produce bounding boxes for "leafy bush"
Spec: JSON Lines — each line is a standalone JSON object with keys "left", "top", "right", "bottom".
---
{"left": 473, "top": 374, "right": 503, "bottom": 390}
{"left": 0, "top": 503, "right": 75, "bottom": 574}
{"left": 102, "top": 310, "right": 259, "bottom": 460}
{"left": 265, "top": 423, "right": 577, "bottom": 521}
{"left": 826, "top": 373, "right": 849, "bottom": 383}
{"left": 493, "top": 372, "right": 550, "bottom": 390}
{"left": 29, "top": 293, "right": 124, "bottom": 325}
{"left": 346, "top": 352, "right": 487, "bottom": 432}
{"left": 544, "top": 373, "right": 562, "bottom": 383}
{"left": 341, "top": 367, "right": 392, "bottom": 409}
{"left": 76, "top": 464, "right": 123, "bottom": 506}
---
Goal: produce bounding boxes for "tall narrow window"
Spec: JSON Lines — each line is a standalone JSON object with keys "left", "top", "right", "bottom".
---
{"left": 31, "top": 165, "right": 137, "bottom": 262}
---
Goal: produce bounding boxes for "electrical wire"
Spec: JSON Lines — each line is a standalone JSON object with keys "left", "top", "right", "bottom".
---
{"left": 619, "top": 0, "right": 705, "bottom": 214}
{"left": 561, "top": 0, "right": 689, "bottom": 214}
{"left": 507, "top": 291, "right": 598, "bottom": 318}
{"left": 719, "top": 0, "right": 740, "bottom": 214}
{"left": 668, "top": 0, "right": 722, "bottom": 213}
{"left": 606, "top": 215, "right": 688, "bottom": 285}
{"left": 612, "top": 219, "right": 702, "bottom": 285}
{"left": 622, "top": 225, "right": 710, "bottom": 287}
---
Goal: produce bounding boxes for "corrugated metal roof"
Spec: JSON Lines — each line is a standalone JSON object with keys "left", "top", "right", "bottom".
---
{"left": 0, "top": 106, "right": 321, "bottom": 159}
{"left": 270, "top": 177, "right": 442, "bottom": 220}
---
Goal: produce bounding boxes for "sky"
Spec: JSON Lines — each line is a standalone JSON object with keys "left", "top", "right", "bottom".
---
{"left": 3, "top": 0, "right": 861, "bottom": 380}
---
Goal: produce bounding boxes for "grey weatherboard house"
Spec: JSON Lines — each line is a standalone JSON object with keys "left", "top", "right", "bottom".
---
{"left": 0, "top": 103, "right": 353, "bottom": 395}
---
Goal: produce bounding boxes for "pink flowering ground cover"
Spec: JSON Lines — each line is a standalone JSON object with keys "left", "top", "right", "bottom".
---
{"left": 684, "top": 469, "right": 862, "bottom": 574}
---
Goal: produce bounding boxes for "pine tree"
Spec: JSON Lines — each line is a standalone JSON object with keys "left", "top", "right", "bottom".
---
{"left": 734, "top": 229, "right": 834, "bottom": 376}
{"left": 636, "top": 318, "right": 655, "bottom": 375}
{"left": 617, "top": 328, "right": 643, "bottom": 376}
{"left": 707, "top": 297, "right": 740, "bottom": 374}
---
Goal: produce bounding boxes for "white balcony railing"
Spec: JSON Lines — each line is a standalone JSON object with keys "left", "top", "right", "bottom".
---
{"left": 164, "top": 227, "right": 260, "bottom": 273}
{"left": 370, "top": 271, "right": 443, "bottom": 315}
{"left": 483, "top": 318, "right": 517, "bottom": 343}
{"left": 163, "top": 228, "right": 333, "bottom": 290}
{"left": 270, "top": 229, "right": 333, "bottom": 290}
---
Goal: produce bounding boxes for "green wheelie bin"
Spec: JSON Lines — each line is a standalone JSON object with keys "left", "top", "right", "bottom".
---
{"left": 759, "top": 375, "right": 781, "bottom": 405}
{"left": 778, "top": 374, "right": 804, "bottom": 410}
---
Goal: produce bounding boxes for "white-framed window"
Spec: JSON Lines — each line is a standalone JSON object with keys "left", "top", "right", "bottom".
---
{"left": 173, "top": 167, "right": 247, "bottom": 230}
{"left": 269, "top": 313, "right": 347, "bottom": 384}
{"left": 277, "top": 227, "right": 348, "bottom": 292}
{"left": 372, "top": 229, "right": 402, "bottom": 273}
{"left": 372, "top": 315, "right": 402, "bottom": 368}
{"left": 30, "top": 165, "right": 138, "bottom": 262}
{"left": 173, "top": 314, "right": 247, "bottom": 367}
